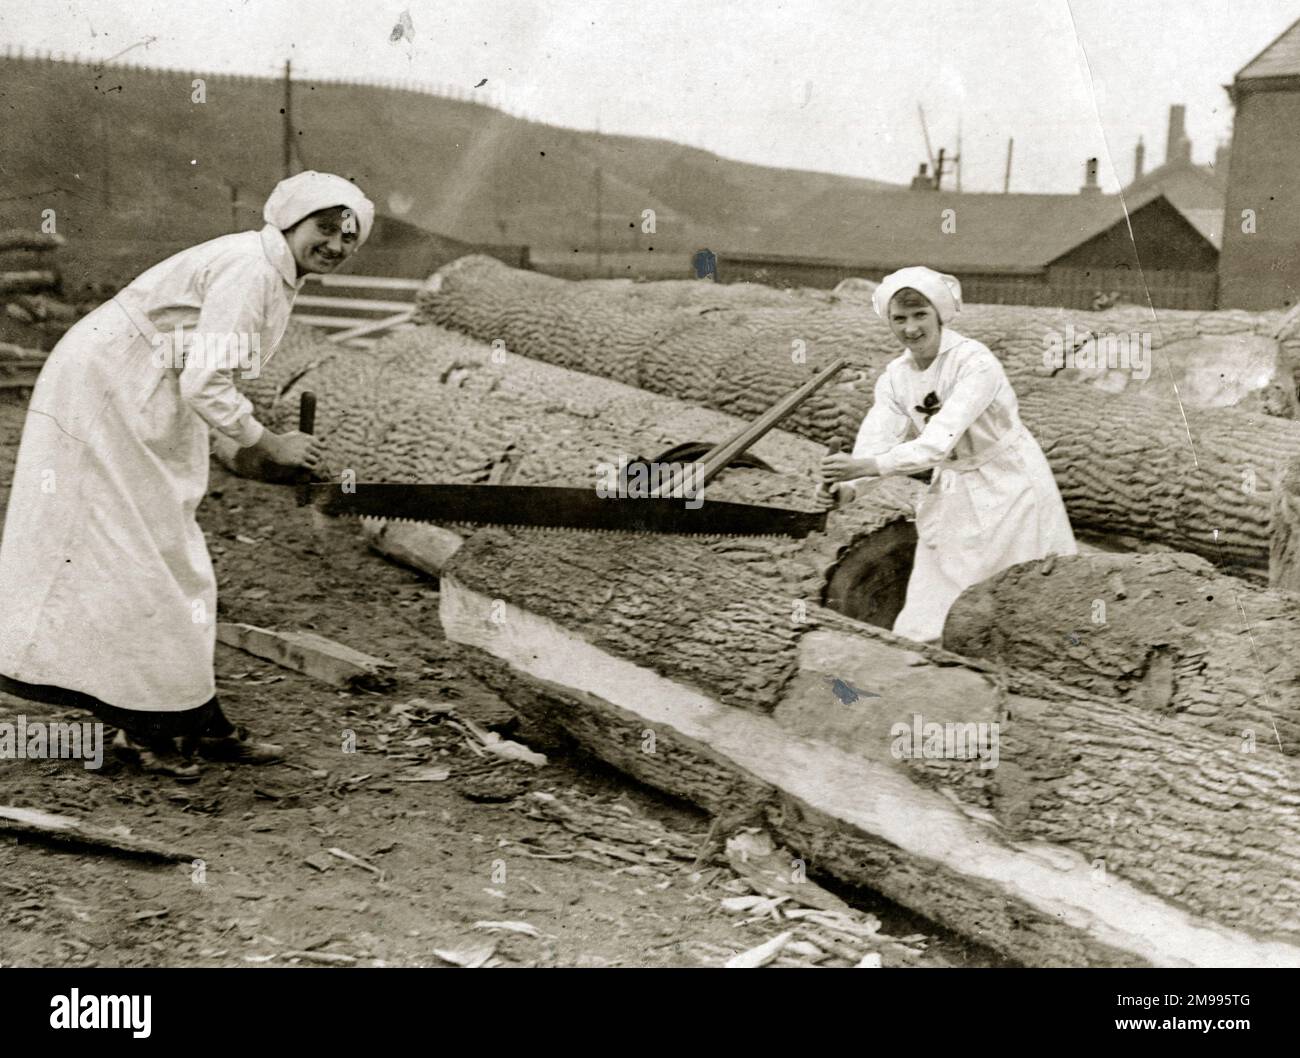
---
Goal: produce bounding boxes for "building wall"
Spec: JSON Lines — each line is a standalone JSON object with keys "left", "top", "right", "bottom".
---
{"left": 1219, "top": 81, "right": 1300, "bottom": 310}
{"left": 715, "top": 255, "right": 1216, "bottom": 310}
{"left": 1054, "top": 197, "right": 1218, "bottom": 272}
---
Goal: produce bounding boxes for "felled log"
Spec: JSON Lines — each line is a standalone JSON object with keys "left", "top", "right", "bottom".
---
{"left": 440, "top": 528, "right": 1300, "bottom": 967}
{"left": 231, "top": 323, "right": 922, "bottom": 619}
{"left": 943, "top": 552, "right": 1300, "bottom": 753}
{"left": 0, "top": 270, "right": 58, "bottom": 296}
{"left": 1017, "top": 383, "right": 1300, "bottom": 577}
{"left": 417, "top": 254, "right": 1293, "bottom": 416}
{"left": 0, "top": 231, "right": 65, "bottom": 254}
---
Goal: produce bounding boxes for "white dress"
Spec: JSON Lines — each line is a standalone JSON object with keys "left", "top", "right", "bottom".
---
{"left": 848, "top": 327, "right": 1077, "bottom": 643}
{"left": 0, "top": 225, "right": 303, "bottom": 711}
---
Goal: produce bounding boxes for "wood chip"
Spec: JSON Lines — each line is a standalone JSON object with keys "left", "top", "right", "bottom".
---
{"left": 725, "top": 930, "right": 794, "bottom": 968}
{"left": 433, "top": 942, "right": 497, "bottom": 968}
{"left": 393, "top": 766, "right": 451, "bottom": 782}
{"left": 473, "top": 920, "right": 541, "bottom": 938}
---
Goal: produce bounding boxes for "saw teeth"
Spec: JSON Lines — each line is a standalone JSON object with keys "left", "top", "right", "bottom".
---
{"left": 323, "top": 509, "right": 778, "bottom": 538}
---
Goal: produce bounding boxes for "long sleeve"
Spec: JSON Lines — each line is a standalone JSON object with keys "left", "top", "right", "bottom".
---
{"left": 875, "top": 351, "right": 1004, "bottom": 476}
{"left": 179, "top": 253, "right": 273, "bottom": 447}
{"left": 837, "top": 368, "right": 913, "bottom": 497}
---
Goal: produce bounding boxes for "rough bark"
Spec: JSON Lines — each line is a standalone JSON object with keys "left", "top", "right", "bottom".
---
{"left": 441, "top": 527, "right": 1300, "bottom": 967}
{"left": 943, "top": 552, "right": 1300, "bottom": 753}
{"left": 1272, "top": 457, "right": 1300, "bottom": 593}
{"left": 417, "top": 255, "right": 1295, "bottom": 416}
{"left": 1017, "top": 383, "right": 1300, "bottom": 577}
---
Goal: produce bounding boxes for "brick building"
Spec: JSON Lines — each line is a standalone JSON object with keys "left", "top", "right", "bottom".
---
{"left": 1219, "top": 17, "right": 1300, "bottom": 310}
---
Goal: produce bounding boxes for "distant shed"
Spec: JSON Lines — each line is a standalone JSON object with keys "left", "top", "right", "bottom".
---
{"left": 720, "top": 185, "right": 1219, "bottom": 310}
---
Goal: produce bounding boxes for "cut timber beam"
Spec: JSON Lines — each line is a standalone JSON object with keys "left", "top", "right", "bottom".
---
{"left": 0, "top": 806, "right": 198, "bottom": 863}
{"left": 217, "top": 623, "right": 397, "bottom": 690}
{"left": 439, "top": 528, "right": 1300, "bottom": 967}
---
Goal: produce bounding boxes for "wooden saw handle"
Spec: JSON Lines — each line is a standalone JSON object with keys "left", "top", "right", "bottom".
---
{"left": 295, "top": 391, "right": 317, "bottom": 507}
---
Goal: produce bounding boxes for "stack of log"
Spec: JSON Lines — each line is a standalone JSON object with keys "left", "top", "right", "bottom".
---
{"left": 217, "top": 317, "right": 1300, "bottom": 966}
{"left": 414, "top": 257, "right": 1300, "bottom": 578}
{"left": 0, "top": 230, "right": 83, "bottom": 386}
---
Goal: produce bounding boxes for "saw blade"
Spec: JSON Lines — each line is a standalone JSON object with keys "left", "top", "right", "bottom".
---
{"left": 305, "top": 483, "right": 827, "bottom": 538}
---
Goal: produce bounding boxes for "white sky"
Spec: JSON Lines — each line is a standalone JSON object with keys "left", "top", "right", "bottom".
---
{"left": 3, "top": 0, "right": 1297, "bottom": 192}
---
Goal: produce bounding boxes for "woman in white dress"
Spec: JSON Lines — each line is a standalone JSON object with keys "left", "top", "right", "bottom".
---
{"left": 0, "top": 171, "right": 374, "bottom": 778}
{"left": 819, "top": 266, "right": 1077, "bottom": 644}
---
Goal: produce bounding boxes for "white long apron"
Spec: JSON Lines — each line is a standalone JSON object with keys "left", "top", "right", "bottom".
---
{"left": 849, "top": 328, "right": 1077, "bottom": 643}
{"left": 0, "top": 225, "right": 302, "bottom": 711}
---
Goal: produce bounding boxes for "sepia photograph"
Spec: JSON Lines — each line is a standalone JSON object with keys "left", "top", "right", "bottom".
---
{"left": 0, "top": 0, "right": 1296, "bottom": 1032}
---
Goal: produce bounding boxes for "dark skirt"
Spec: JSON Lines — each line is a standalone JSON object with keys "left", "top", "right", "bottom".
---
{"left": 0, "top": 672, "right": 234, "bottom": 747}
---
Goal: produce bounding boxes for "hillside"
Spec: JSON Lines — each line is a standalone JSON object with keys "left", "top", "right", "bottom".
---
{"left": 0, "top": 50, "right": 899, "bottom": 286}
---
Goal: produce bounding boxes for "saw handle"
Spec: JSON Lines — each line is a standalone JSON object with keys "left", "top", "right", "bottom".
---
{"left": 295, "top": 391, "right": 317, "bottom": 507}
{"left": 816, "top": 438, "right": 844, "bottom": 507}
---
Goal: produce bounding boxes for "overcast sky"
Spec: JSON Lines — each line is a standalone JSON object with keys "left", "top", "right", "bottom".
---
{"left": 3, "top": 1, "right": 1297, "bottom": 193}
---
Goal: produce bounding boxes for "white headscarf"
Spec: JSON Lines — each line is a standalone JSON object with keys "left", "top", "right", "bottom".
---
{"left": 262, "top": 170, "right": 376, "bottom": 246}
{"left": 872, "top": 266, "right": 962, "bottom": 323}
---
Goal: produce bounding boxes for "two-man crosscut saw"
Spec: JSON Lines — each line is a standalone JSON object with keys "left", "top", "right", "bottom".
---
{"left": 299, "top": 356, "right": 847, "bottom": 538}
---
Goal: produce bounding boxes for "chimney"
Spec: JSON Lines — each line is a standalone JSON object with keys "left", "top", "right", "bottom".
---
{"left": 1166, "top": 104, "right": 1191, "bottom": 165}
{"left": 1214, "top": 141, "right": 1230, "bottom": 179}
{"left": 1080, "top": 157, "right": 1100, "bottom": 195}
{"left": 910, "top": 162, "right": 935, "bottom": 191}
{"left": 1134, "top": 138, "right": 1145, "bottom": 182}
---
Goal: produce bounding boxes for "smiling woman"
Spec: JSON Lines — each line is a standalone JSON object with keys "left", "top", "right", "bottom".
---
{"left": 819, "top": 265, "right": 1077, "bottom": 643}
{"left": 0, "top": 170, "right": 375, "bottom": 779}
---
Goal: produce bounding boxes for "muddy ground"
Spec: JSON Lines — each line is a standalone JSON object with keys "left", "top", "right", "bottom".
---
{"left": 0, "top": 394, "right": 1007, "bottom": 968}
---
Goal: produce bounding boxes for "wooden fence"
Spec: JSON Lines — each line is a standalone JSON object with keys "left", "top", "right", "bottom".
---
{"left": 292, "top": 274, "right": 423, "bottom": 348}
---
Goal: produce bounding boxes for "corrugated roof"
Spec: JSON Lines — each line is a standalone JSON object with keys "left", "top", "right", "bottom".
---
{"left": 742, "top": 187, "right": 1174, "bottom": 273}
{"left": 1238, "top": 17, "right": 1300, "bottom": 79}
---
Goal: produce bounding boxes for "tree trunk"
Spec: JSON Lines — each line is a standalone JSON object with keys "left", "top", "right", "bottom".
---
{"left": 441, "top": 527, "right": 1300, "bottom": 967}
{"left": 0, "top": 270, "right": 57, "bottom": 295}
{"left": 419, "top": 255, "right": 1292, "bottom": 413}
{"left": 943, "top": 552, "right": 1300, "bottom": 753}
{"left": 0, "top": 231, "right": 64, "bottom": 254}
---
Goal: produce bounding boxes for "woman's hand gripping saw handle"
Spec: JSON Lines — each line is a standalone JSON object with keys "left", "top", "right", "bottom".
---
{"left": 295, "top": 391, "right": 317, "bottom": 508}
{"left": 815, "top": 438, "right": 850, "bottom": 511}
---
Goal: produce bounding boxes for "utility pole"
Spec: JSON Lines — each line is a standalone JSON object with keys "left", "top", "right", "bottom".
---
{"left": 594, "top": 166, "right": 603, "bottom": 274}
{"left": 282, "top": 59, "right": 293, "bottom": 179}
{"left": 956, "top": 119, "right": 963, "bottom": 192}
{"left": 1004, "top": 137, "right": 1014, "bottom": 193}
{"left": 934, "top": 147, "right": 946, "bottom": 191}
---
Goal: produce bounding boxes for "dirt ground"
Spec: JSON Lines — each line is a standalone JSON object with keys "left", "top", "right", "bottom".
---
{"left": 0, "top": 394, "right": 1008, "bottom": 968}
